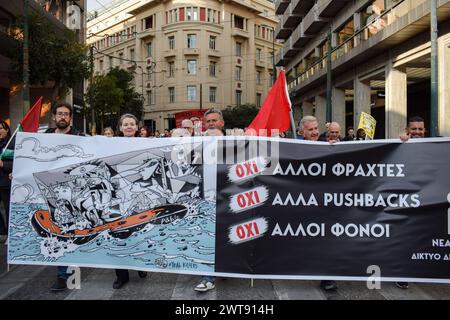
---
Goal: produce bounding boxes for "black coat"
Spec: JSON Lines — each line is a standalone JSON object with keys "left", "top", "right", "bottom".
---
{"left": 44, "top": 127, "right": 84, "bottom": 136}
{"left": 0, "top": 136, "right": 14, "bottom": 189}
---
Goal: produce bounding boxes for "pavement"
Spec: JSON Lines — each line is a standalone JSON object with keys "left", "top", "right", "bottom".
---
{"left": 1, "top": 242, "right": 450, "bottom": 300}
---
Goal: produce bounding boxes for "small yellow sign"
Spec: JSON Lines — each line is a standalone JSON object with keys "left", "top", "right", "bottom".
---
{"left": 358, "top": 112, "right": 377, "bottom": 140}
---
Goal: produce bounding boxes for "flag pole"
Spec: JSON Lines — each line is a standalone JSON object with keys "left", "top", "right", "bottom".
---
{"left": 1, "top": 125, "right": 19, "bottom": 154}
{"left": 290, "top": 110, "right": 297, "bottom": 139}
{"left": 282, "top": 68, "right": 297, "bottom": 139}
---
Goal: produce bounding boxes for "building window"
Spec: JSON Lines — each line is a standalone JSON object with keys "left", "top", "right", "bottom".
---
{"left": 209, "top": 87, "right": 217, "bottom": 103}
{"left": 146, "top": 42, "right": 152, "bottom": 57}
{"left": 187, "top": 60, "right": 197, "bottom": 75}
{"left": 109, "top": 56, "right": 113, "bottom": 69}
{"left": 209, "top": 35, "right": 216, "bottom": 50}
{"left": 147, "top": 90, "right": 154, "bottom": 105}
{"left": 187, "top": 34, "right": 196, "bottom": 48}
{"left": 187, "top": 85, "right": 197, "bottom": 101}
{"left": 144, "top": 16, "right": 153, "bottom": 30}
{"left": 169, "top": 36, "right": 175, "bottom": 50}
{"left": 207, "top": 9, "right": 216, "bottom": 23}
{"left": 256, "top": 48, "right": 262, "bottom": 61}
{"left": 118, "top": 52, "right": 123, "bottom": 65}
{"left": 257, "top": 71, "right": 261, "bottom": 85}
{"left": 129, "top": 48, "right": 135, "bottom": 61}
{"left": 256, "top": 93, "right": 262, "bottom": 107}
{"left": 169, "top": 9, "right": 178, "bottom": 23}
{"left": 99, "top": 59, "right": 104, "bottom": 71}
{"left": 235, "top": 90, "right": 242, "bottom": 106}
{"left": 234, "top": 15, "right": 244, "bottom": 30}
{"left": 209, "top": 61, "right": 216, "bottom": 77}
{"left": 169, "top": 87, "right": 175, "bottom": 103}
{"left": 269, "top": 73, "right": 274, "bottom": 87}
{"left": 235, "top": 66, "right": 242, "bottom": 81}
{"left": 187, "top": 7, "right": 198, "bottom": 21}
{"left": 236, "top": 42, "right": 242, "bottom": 56}
{"left": 168, "top": 61, "right": 175, "bottom": 77}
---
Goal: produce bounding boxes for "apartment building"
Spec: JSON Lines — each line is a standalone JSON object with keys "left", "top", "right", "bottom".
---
{"left": 275, "top": 0, "right": 450, "bottom": 138}
{"left": 87, "top": 0, "right": 280, "bottom": 131}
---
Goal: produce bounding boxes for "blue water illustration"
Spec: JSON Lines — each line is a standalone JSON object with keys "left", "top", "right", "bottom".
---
{"left": 8, "top": 200, "right": 216, "bottom": 274}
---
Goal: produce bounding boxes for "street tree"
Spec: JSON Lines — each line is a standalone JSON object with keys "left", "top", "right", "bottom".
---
{"left": 9, "top": 13, "right": 89, "bottom": 101}
{"left": 222, "top": 104, "right": 259, "bottom": 129}
{"left": 86, "top": 74, "right": 124, "bottom": 132}
{"left": 85, "top": 68, "right": 143, "bottom": 132}
{"left": 108, "top": 67, "right": 144, "bottom": 120}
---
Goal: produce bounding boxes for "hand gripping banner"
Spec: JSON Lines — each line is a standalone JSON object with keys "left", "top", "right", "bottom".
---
{"left": 8, "top": 133, "right": 450, "bottom": 283}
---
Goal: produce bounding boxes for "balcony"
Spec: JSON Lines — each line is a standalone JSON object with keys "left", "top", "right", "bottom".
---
{"left": 291, "top": 0, "right": 315, "bottom": 16}
{"left": 256, "top": 59, "right": 266, "bottom": 68}
{"left": 291, "top": 22, "right": 313, "bottom": 48}
{"left": 232, "top": 27, "right": 250, "bottom": 39}
{"left": 302, "top": 3, "right": 329, "bottom": 34}
{"left": 163, "top": 49, "right": 176, "bottom": 58}
{"left": 282, "top": 3, "right": 303, "bottom": 30}
{"left": 275, "top": 0, "right": 290, "bottom": 15}
{"left": 183, "top": 48, "right": 200, "bottom": 56}
{"left": 317, "top": 0, "right": 352, "bottom": 18}
{"left": 208, "top": 49, "right": 221, "bottom": 58}
{"left": 275, "top": 16, "right": 294, "bottom": 39}
{"left": 138, "top": 29, "right": 155, "bottom": 40}
{"left": 282, "top": 37, "right": 300, "bottom": 59}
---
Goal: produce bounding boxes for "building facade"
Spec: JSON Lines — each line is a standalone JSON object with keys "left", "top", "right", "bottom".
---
{"left": 0, "top": 0, "right": 86, "bottom": 129}
{"left": 275, "top": 0, "right": 450, "bottom": 138}
{"left": 87, "top": 0, "right": 280, "bottom": 131}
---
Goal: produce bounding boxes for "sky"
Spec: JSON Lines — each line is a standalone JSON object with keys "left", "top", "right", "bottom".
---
{"left": 86, "top": 0, "right": 113, "bottom": 13}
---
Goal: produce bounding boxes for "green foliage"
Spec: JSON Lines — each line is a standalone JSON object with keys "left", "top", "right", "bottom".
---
{"left": 86, "top": 68, "right": 143, "bottom": 131}
{"left": 108, "top": 67, "right": 144, "bottom": 120}
{"left": 222, "top": 104, "right": 259, "bottom": 129}
{"left": 9, "top": 13, "right": 89, "bottom": 98}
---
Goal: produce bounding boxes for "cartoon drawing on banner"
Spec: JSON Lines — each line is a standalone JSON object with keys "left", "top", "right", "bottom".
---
{"left": 9, "top": 138, "right": 215, "bottom": 273}
{"left": 15, "top": 137, "right": 93, "bottom": 162}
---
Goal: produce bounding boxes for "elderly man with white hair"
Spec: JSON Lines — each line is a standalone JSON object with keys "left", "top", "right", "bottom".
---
{"left": 181, "top": 119, "right": 194, "bottom": 136}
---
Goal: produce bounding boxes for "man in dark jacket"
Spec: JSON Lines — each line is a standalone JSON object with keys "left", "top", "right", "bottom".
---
{"left": 45, "top": 102, "right": 83, "bottom": 292}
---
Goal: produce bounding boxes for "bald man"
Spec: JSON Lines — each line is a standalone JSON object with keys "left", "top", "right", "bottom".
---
{"left": 319, "top": 122, "right": 341, "bottom": 143}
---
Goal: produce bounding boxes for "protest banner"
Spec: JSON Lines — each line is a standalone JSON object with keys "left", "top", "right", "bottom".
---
{"left": 8, "top": 133, "right": 450, "bottom": 283}
{"left": 358, "top": 112, "right": 377, "bottom": 140}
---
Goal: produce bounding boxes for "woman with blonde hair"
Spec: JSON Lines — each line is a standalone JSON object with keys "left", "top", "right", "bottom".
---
{"left": 103, "top": 127, "right": 115, "bottom": 137}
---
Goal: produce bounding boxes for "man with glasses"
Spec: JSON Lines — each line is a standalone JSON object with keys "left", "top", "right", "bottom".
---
{"left": 45, "top": 103, "right": 84, "bottom": 292}
{"left": 45, "top": 103, "right": 82, "bottom": 135}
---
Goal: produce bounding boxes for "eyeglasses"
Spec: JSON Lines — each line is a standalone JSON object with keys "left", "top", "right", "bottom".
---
{"left": 56, "top": 112, "right": 71, "bottom": 118}
{"left": 182, "top": 127, "right": 192, "bottom": 130}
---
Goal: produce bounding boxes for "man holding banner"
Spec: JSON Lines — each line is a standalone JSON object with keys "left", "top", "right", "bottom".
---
{"left": 400, "top": 116, "right": 426, "bottom": 141}
{"left": 299, "top": 116, "right": 338, "bottom": 291}
{"left": 45, "top": 102, "right": 84, "bottom": 292}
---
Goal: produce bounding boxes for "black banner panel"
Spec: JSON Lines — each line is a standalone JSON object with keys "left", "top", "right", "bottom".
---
{"left": 215, "top": 139, "right": 450, "bottom": 282}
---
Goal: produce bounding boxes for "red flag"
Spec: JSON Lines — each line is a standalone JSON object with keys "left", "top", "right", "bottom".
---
{"left": 245, "top": 70, "right": 292, "bottom": 136}
{"left": 19, "top": 97, "right": 43, "bottom": 132}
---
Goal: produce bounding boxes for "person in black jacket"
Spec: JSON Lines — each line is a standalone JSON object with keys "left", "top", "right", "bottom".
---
{"left": 45, "top": 102, "right": 84, "bottom": 292}
{"left": 0, "top": 120, "right": 14, "bottom": 241}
